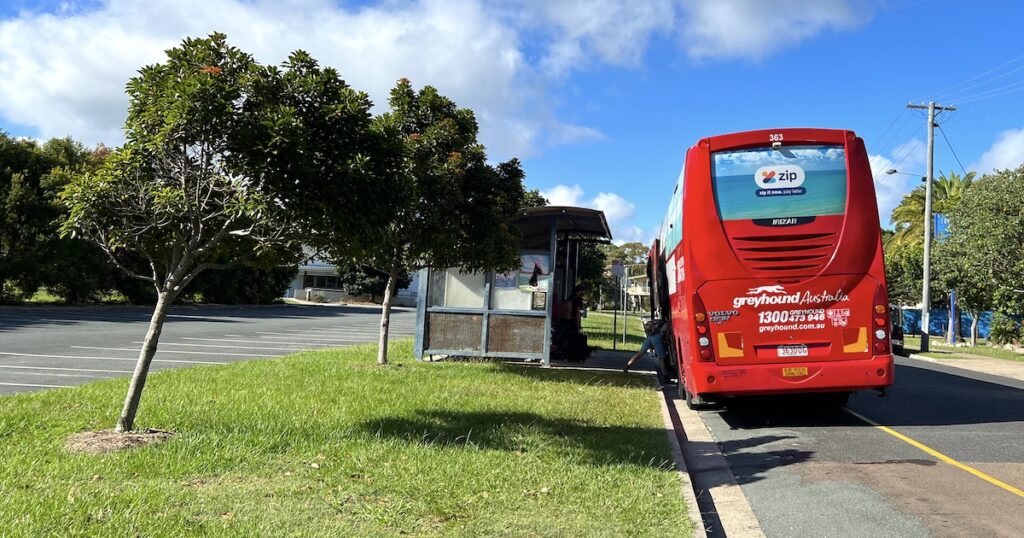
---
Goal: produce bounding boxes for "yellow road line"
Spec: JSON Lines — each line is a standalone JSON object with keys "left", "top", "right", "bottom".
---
{"left": 844, "top": 407, "right": 1024, "bottom": 499}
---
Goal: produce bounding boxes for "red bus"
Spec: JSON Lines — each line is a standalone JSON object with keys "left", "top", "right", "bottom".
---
{"left": 649, "top": 128, "right": 894, "bottom": 409}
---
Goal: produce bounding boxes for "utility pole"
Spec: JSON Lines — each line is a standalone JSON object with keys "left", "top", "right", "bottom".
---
{"left": 907, "top": 101, "right": 956, "bottom": 352}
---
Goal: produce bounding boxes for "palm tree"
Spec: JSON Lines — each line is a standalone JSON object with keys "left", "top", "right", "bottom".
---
{"left": 889, "top": 171, "right": 975, "bottom": 247}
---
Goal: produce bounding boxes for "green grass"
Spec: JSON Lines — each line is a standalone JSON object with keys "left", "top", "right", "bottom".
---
{"left": 904, "top": 335, "right": 1024, "bottom": 363}
{"left": 0, "top": 340, "right": 691, "bottom": 537}
{"left": 582, "top": 311, "right": 648, "bottom": 351}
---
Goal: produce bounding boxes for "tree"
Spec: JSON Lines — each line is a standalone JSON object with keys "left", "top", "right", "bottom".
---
{"left": 336, "top": 263, "right": 412, "bottom": 303}
{"left": 189, "top": 258, "right": 299, "bottom": 304}
{"left": 523, "top": 188, "right": 548, "bottom": 208}
{"left": 934, "top": 165, "right": 1024, "bottom": 345}
{"left": 575, "top": 242, "right": 607, "bottom": 308}
{"left": 619, "top": 242, "right": 649, "bottom": 264}
{"left": 883, "top": 232, "right": 923, "bottom": 306}
{"left": 61, "top": 35, "right": 301, "bottom": 432}
{"left": 0, "top": 135, "right": 106, "bottom": 300}
{"left": 934, "top": 242, "right": 991, "bottom": 346}
{"left": 890, "top": 171, "right": 975, "bottom": 247}
{"left": 350, "top": 79, "right": 526, "bottom": 365}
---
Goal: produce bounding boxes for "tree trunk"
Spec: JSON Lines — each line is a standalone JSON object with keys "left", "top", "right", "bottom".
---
{"left": 970, "top": 312, "right": 979, "bottom": 348}
{"left": 115, "top": 290, "right": 173, "bottom": 432}
{"left": 376, "top": 265, "right": 399, "bottom": 366}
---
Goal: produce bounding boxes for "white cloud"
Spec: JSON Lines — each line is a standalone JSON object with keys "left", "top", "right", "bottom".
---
{"left": 869, "top": 137, "right": 926, "bottom": 227}
{"left": 507, "top": 0, "right": 676, "bottom": 76}
{"left": 0, "top": 0, "right": 874, "bottom": 157}
{"left": 539, "top": 184, "right": 648, "bottom": 244}
{"left": 679, "top": 0, "right": 865, "bottom": 60}
{"left": 540, "top": 184, "right": 585, "bottom": 206}
{"left": 973, "top": 127, "right": 1024, "bottom": 174}
{"left": 592, "top": 191, "right": 635, "bottom": 225}
{"left": 0, "top": 0, "right": 560, "bottom": 158}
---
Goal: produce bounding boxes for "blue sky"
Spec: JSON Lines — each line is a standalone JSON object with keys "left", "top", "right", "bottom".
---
{"left": 1, "top": 1, "right": 1023, "bottom": 243}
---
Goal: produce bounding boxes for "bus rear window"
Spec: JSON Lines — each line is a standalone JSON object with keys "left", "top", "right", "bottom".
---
{"left": 712, "top": 145, "right": 847, "bottom": 222}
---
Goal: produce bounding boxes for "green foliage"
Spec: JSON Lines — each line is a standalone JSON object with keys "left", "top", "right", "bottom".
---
{"left": 988, "top": 312, "right": 1021, "bottom": 346}
{"left": 337, "top": 263, "right": 413, "bottom": 301}
{"left": 350, "top": 79, "right": 526, "bottom": 275}
{"left": 60, "top": 34, "right": 297, "bottom": 298}
{"left": 242, "top": 50, "right": 396, "bottom": 260}
{"left": 188, "top": 264, "right": 296, "bottom": 304}
{"left": 890, "top": 171, "right": 975, "bottom": 248}
{"left": 575, "top": 243, "right": 607, "bottom": 307}
{"left": 883, "top": 234, "right": 923, "bottom": 306}
{"left": 938, "top": 165, "right": 1024, "bottom": 314}
{"left": 0, "top": 133, "right": 110, "bottom": 302}
{"left": 522, "top": 188, "right": 549, "bottom": 208}
{"left": 600, "top": 242, "right": 648, "bottom": 265}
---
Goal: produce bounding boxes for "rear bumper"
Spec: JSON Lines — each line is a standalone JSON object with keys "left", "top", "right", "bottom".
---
{"left": 687, "top": 354, "right": 893, "bottom": 397}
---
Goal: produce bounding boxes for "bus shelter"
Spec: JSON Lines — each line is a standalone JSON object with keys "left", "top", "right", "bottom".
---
{"left": 413, "top": 206, "right": 612, "bottom": 366}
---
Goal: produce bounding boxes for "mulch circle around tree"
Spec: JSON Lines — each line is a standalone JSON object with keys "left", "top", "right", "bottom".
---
{"left": 65, "top": 429, "right": 173, "bottom": 455}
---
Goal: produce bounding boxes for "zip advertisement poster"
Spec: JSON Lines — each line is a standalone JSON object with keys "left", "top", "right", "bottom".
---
{"left": 712, "top": 145, "right": 847, "bottom": 221}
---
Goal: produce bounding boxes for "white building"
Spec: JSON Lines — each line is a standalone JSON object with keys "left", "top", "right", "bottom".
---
{"left": 285, "top": 257, "right": 419, "bottom": 307}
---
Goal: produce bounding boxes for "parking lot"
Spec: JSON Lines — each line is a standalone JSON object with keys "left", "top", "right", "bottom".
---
{"left": 0, "top": 304, "right": 415, "bottom": 395}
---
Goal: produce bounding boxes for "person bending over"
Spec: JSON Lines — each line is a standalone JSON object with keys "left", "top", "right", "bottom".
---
{"left": 624, "top": 319, "right": 668, "bottom": 373}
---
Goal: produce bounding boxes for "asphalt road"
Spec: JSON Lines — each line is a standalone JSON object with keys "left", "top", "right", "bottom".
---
{"left": 0, "top": 304, "right": 415, "bottom": 396}
{"left": 694, "top": 356, "right": 1024, "bottom": 537}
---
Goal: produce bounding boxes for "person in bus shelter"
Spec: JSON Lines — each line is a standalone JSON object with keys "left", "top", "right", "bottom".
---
{"left": 624, "top": 319, "right": 669, "bottom": 373}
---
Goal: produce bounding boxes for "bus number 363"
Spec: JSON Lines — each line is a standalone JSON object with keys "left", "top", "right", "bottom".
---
{"left": 769, "top": 133, "right": 784, "bottom": 142}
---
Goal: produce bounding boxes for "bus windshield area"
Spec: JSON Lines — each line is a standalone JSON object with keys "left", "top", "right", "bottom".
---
{"left": 712, "top": 145, "right": 847, "bottom": 223}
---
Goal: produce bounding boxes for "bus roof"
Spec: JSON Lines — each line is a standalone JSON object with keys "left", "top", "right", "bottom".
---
{"left": 698, "top": 128, "right": 857, "bottom": 152}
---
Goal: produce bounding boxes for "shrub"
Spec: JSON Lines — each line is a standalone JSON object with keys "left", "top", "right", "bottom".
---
{"left": 988, "top": 312, "right": 1021, "bottom": 346}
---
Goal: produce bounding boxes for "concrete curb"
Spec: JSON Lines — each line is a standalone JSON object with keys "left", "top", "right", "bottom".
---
{"left": 658, "top": 392, "right": 709, "bottom": 538}
{"left": 661, "top": 390, "right": 766, "bottom": 538}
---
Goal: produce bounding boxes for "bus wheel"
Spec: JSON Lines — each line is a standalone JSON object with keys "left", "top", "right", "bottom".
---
{"left": 685, "top": 388, "right": 707, "bottom": 410}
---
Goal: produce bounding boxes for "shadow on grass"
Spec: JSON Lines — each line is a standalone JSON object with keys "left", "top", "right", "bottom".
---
{"left": 357, "top": 410, "right": 673, "bottom": 469}
{"left": 493, "top": 362, "right": 656, "bottom": 389}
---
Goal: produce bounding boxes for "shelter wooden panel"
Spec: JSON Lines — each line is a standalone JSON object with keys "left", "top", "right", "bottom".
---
{"left": 426, "top": 313, "right": 482, "bottom": 351}
{"left": 487, "top": 315, "right": 546, "bottom": 354}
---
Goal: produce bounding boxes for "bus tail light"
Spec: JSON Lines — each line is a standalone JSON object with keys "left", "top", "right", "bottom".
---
{"left": 872, "top": 288, "right": 890, "bottom": 354}
{"left": 693, "top": 295, "right": 715, "bottom": 362}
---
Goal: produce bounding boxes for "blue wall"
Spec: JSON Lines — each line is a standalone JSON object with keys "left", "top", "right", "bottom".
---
{"left": 901, "top": 309, "right": 993, "bottom": 338}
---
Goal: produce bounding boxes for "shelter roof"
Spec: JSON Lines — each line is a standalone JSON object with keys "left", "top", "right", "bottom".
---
{"left": 513, "top": 206, "right": 613, "bottom": 249}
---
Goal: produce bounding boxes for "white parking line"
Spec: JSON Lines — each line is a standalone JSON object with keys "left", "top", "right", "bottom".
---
{"left": 182, "top": 337, "right": 333, "bottom": 347}
{"left": 0, "top": 382, "right": 71, "bottom": 388}
{"left": 130, "top": 342, "right": 315, "bottom": 352}
{"left": 0, "top": 370, "right": 109, "bottom": 379}
{"left": 0, "top": 365, "right": 130, "bottom": 374}
{"left": 0, "top": 351, "right": 225, "bottom": 365}
{"left": 251, "top": 332, "right": 373, "bottom": 342}
{"left": 73, "top": 346, "right": 271, "bottom": 358}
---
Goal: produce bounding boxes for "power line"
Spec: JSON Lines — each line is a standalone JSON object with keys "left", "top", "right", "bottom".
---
{"left": 874, "top": 109, "right": 915, "bottom": 156}
{"left": 870, "top": 108, "right": 906, "bottom": 150}
{"left": 936, "top": 123, "right": 969, "bottom": 176}
{"left": 956, "top": 79, "right": 1024, "bottom": 104}
{"left": 872, "top": 123, "right": 924, "bottom": 180}
{"left": 934, "top": 63, "right": 1024, "bottom": 102}
{"left": 922, "top": 51, "right": 1024, "bottom": 101}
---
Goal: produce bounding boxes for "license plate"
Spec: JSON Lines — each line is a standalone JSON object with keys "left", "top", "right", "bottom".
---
{"left": 782, "top": 366, "right": 809, "bottom": 377}
{"left": 778, "top": 344, "right": 809, "bottom": 357}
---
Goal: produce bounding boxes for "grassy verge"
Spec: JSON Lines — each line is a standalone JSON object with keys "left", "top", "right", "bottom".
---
{"left": 0, "top": 340, "right": 691, "bottom": 537}
{"left": 582, "top": 311, "right": 648, "bottom": 351}
{"left": 904, "top": 335, "right": 1024, "bottom": 363}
